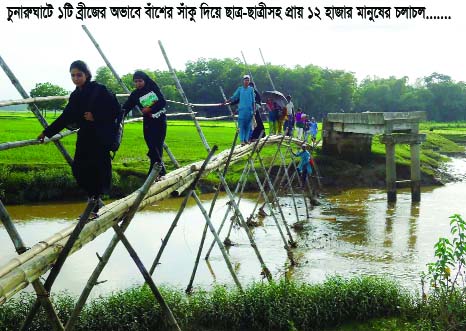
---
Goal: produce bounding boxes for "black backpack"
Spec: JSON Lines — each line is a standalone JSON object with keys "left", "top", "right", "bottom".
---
{"left": 89, "top": 85, "right": 125, "bottom": 159}
{"left": 108, "top": 93, "right": 125, "bottom": 158}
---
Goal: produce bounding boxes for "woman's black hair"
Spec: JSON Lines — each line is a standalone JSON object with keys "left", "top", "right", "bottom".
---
{"left": 70, "top": 60, "right": 92, "bottom": 82}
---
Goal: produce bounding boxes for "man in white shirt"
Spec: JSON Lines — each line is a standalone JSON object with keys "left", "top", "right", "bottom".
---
{"left": 284, "top": 95, "right": 294, "bottom": 136}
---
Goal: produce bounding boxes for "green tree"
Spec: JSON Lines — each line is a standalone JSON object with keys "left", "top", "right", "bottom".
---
{"left": 29, "top": 82, "right": 69, "bottom": 117}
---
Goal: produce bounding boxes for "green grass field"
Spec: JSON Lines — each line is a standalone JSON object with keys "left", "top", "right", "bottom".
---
{"left": 0, "top": 110, "right": 464, "bottom": 203}
{"left": 0, "top": 111, "right": 316, "bottom": 203}
{"left": 0, "top": 111, "right": 315, "bottom": 169}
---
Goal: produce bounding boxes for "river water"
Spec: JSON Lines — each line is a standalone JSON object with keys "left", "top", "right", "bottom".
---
{"left": 1, "top": 157, "right": 466, "bottom": 298}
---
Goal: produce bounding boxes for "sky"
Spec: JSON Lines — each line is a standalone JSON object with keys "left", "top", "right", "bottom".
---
{"left": 0, "top": 0, "right": 465, "bottom": 100}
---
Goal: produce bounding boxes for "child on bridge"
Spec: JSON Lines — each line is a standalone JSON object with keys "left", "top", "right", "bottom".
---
{"left": 292, "top": 143, "right": 313, "bottom": 187}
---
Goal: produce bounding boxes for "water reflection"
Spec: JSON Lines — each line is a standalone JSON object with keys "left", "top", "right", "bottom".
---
{"left": 1, "top": 157, "right": 465, "bottom": 297}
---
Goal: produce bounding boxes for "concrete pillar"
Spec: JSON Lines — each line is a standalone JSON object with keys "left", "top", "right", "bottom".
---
{"left": 385, "top": 143, "right": 396, "bottom": 202}
{"left": 410, "top": 143, "right": 421, "bottom": 202}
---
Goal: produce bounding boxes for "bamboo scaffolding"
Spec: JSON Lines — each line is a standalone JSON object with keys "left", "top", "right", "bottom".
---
{"left": 158, "top": 40, "right": 273, "bottom": 281}
{"left": 64, "top": 165, "right": 162, "bottom": 331}
{"left": 0, "top": 136, "right": 285, "bottom": 283}
{"left": 253, "top": 145, "right": 296, "bottom": 248}
{"left": 203, "top": 142, "right": 255, "bottom": 260}
{"left": 1, "top": 200, "right": 65, "bottom": 331}
{"left": 20, "top": 200, "right": 98, "bottom": 331}
{"left": 0, "top": 54, "right": 73, "bottom": 165}
{"left": 186, "top": 131, "right": 239, "bottom": 293}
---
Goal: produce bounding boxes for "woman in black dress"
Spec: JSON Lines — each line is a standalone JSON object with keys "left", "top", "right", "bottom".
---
{"left": 38, "top": 60, "right": 118, "bottom": 218}
{"left": 122, "top": 71, "right": 167, "bottom": 179}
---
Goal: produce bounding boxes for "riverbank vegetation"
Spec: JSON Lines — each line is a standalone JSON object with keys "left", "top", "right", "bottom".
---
{"left": 0, "top": 275, "right": 464, "bottom": 331}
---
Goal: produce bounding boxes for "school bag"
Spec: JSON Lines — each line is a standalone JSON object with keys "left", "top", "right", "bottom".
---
{"left": 89, "top": 84, "right": 125, "bottom": 158}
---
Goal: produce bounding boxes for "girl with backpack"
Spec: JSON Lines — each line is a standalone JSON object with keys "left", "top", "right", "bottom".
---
{"left": 37, "top": 60, "right": 118, "bottom": 218}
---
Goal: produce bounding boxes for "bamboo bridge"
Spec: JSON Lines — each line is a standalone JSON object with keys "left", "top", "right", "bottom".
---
{"left": 0, "top": 27, "right": 319, "bottom": 331}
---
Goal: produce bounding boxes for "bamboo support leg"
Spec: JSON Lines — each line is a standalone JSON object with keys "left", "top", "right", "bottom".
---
{"left": 1, "top": 201, "right": 64, "bottom": 331}
{"left": 149, "top": 147, "right": 218, "bottom": 275}
{"left": 284, "top": 139, "right": 311, "bottom": 218}
{"left": 259, "top": 48, "right": 276, "bottom": 90}
{"left": 204, "top": 136, "right": 265, "bottom": 260}
{"left": 248, "top": 160, "right": 296, "bottom": 265}
{"left": 64, "top": 166, "right": 162, "bottom": 331}
{"left": 186, "top": 132, "right": 238, "bottom": 293}
{"left": 204, "top": 158, "right": 252, "bottom": 260}
{"left": 276, "top": 149, "right": 300, "bottom": 223}
{"left": 216, "top": 170, "right": 272, "bottom": 281}
{"left": 20, "top": 200, "right": 97, "bottom": 331}
{"left": 288, "top": 151, "right": 312, "bottom": 217}
{"left": 255, "top": 152, "right": 296, "bottom": 247}
{"left": 112, "top": 225, "right": 181, "bottom": 331}
{"left": 247, "top": 136, "right": 287, "bottom": 222}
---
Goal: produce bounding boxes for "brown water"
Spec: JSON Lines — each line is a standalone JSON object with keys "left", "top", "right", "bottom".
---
{"left": 1, "top": 157, "right": 466, "bottom": 298}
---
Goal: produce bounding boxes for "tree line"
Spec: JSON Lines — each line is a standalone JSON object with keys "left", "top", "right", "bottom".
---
{"left": 29, "top": 58, "right": 466, "bottom": 121}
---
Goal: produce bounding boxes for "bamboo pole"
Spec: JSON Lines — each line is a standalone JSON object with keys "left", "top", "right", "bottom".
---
{"left": 159, "top": 40, "right": 210, "bottom": 151}
{"left": 20, "top": 200, "right": 97, "bottom": 331}
{"left": 219, "top": 86, "right": 237, "bottom": 126}
{"left": 81, "top": 25, "right": 142, "bottom": 117}
{"left": 64, "top": 165, "right": 161, "bottom": 331}
{"left": 112, "top": 224, "right": 181, "bottom": 330}
{"left": 149, "top": 147, "right": 217, "bottom": 275}
{"left": 0, "top": 130, "right": 77, "bottom": 152}
{"left": 149, "top": 147, "right": 243, "bottom": 291}
{"left": 247, "top": 158, "right": 296, "bottom": 265}
{"left": 241, "top": 50, "right": 255, "bottom": 83}
{"left": 282, "top": 136, "right": 311, "bottom": 218}
{"left": 186, "top": 131, "right": 238, "bottom": 293}
{"left": 276, "top": 144, "right": 301, "bottom": 223}
{"left": 204, "top": 139, "right": 255, "bottom": 259}
{"left": 259, "top": 48, "right": 276, "bottom": 91}
{"left": 204, "top": 134, "right": 268, "bottom": 260}
{"left": 1, "top": 201, "right": 65, "bottom": 331}
{"left": 246, "top": 134, "right": 287, "bottom": 222}
{"left": 0, "top": 54, "right": 73, "bottom": 165}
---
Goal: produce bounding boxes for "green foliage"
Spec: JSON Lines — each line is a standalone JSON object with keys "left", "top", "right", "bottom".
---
{"left": 88, "top": 61, "right": 466, "bottom": 122}
{"left": 420, "top": 214, "right": 466, "bottom": 330}
{"left": 0, "top": 277, "right": 411, "bottom": 331}
{"left": 29, "top": 82, "right": 68, "bottom": 115}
